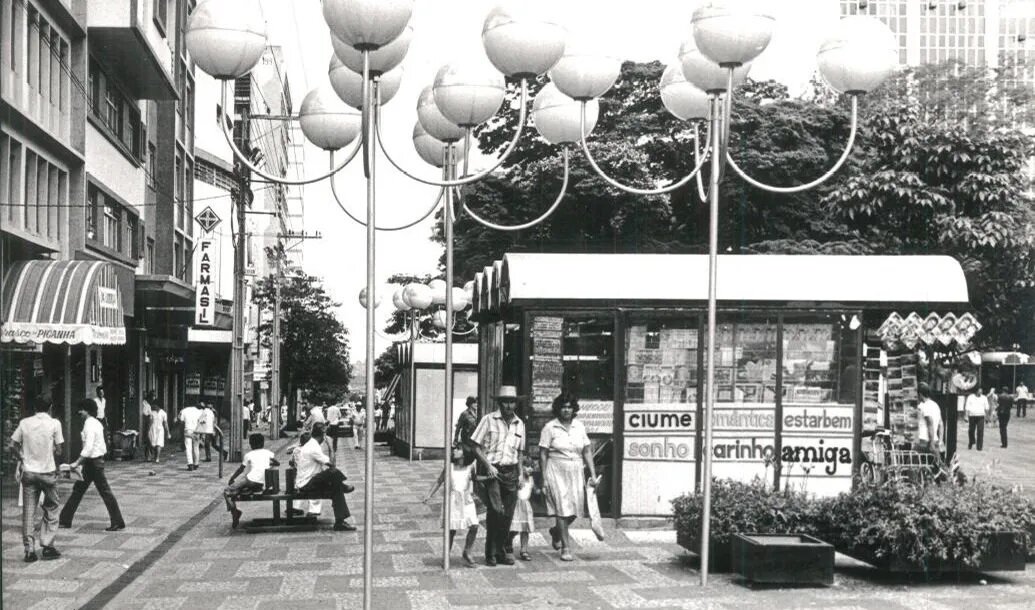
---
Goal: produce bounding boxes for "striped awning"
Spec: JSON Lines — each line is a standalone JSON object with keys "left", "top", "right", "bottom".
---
{"left": 1, "top": 260, "right": 127, "bottom": 345}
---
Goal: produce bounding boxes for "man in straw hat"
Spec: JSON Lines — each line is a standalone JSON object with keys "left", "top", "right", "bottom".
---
{"left": 470, "top": 385, "right": 526, "bottom": 567}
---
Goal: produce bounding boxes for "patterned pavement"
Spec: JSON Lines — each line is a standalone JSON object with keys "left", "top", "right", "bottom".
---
{"left": 3, "top": 433, "right": 1035, "bottom": 609}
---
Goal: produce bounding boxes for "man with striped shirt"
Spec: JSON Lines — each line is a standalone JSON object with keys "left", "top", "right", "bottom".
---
{"left": 470, "top": 385, "right": 526, "bottom": 567}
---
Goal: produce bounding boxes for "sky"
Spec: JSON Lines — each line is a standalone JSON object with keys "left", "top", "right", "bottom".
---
{"left": 253, "top": 0, "right": 843, "bottom": 359}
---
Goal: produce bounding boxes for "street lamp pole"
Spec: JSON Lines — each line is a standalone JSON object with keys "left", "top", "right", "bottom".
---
{"left": 270, "top": 246, "right": 281, "bottom": 439}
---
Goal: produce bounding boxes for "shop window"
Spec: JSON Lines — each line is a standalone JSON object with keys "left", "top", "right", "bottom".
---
{"left": 781, "top": 316, "right": 859, "bottom": 406}
{"left": 88, "top": 58, "right": 144, "bottom": 162}
{"left": 626, "top": 319, "right": 699, "bottom": 404}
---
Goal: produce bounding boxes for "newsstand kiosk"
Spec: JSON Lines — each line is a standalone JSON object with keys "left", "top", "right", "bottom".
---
{"left": 468, "top": 253, "right": 973, "bottom": 518}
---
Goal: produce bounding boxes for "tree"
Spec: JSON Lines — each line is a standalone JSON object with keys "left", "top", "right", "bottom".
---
{"left": 253, "top": 272, "right": 352, "bottom": 427}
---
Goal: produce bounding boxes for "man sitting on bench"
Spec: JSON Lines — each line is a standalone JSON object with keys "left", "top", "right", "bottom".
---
{"left": 295, "top": 424, "right": 357, "bottom": 532}
{"left": 225, "top": 433, "right": 279, "bottom": 529}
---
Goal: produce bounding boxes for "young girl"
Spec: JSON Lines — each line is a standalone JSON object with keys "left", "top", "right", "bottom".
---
{"left": 423, "top": 447, "right": 479, "bottom": 567}
{"left": 510, "top": 457, "right": 536, "bottom": 561}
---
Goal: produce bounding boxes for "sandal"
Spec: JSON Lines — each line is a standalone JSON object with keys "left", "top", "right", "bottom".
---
{"left": 519, "top": 550, "right": 531, "bottom": 561}
{"left": 559, "top": 550, "right": 574, "bottom": 562}
{"left": 549, "top": 526, "right": 562, "bottom": 551}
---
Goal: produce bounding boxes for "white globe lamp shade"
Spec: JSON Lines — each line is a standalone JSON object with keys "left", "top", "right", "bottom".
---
{"left": 298, "top": 86, "right": 361, "bottom": 151}
{"left": 402, "top": 283, "right": 433, "bottom": 309}
{"left": 532, "top": 83, "right": 599, "bottom": 145}
{"left": 186, "top": 0, "right": 267, "bottom": 80}
{"left": 432, "top": 310, "right": 449, "bottom": 330}
{"left": 817, "top": 16, "right": 898, "bottom": 94}
{"left": 432, "top": 62, "right": 506, "bottom": 128}
{"left": 691, "top": 1, "right": 775, "bottom": 67}
{"left": 482, "top": 1, "right": 567, "bottom": 78}
{"left": 358, "top": 287, "right": 381, "bottom": 309}
{"left": 412, "top": 122, "right": 467, "bottom": 167}
{"left": 332, "top": 26, "right": 412, "bottom": 75}
{"left": 323, "top": 0, "right": 413, "bottom": 51}
{"left": 450, "top": 287, "right": 470, "bottom": 312}
{"left": 416, "top": 86, "right": 465, "bottom": 143}
{"left": 659, "top": 62, "right": 710, "bottom": 121}
{"left": 463, "top": 280, "right": 475, "bottom": 296}
{"left": 548, "top": 42, "right": 622, "bottom": 101}
{"left": 428, "top": 279, "right": 448, "bottom": 305}
{"left": 392, "top": 289, "right": 412, "bottom": 312}
{"left": 329, "top": 56, "right": 403, "bottom": 109}
{"left": 679, "top": 38, "right": 750, "bottom": 93}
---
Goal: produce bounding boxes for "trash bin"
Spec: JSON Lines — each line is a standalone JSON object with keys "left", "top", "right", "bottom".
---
{"left": 113, "top": 430, "right": 138, "bottom": 461}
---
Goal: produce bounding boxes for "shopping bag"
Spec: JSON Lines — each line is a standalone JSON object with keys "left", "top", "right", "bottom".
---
{"left": 586, "top": 475, "right": 604, "bottom": 541}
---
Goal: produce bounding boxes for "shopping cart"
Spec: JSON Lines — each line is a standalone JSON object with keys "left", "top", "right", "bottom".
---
{"left": 859, "top": 428, "right": 941, "bottom": 486}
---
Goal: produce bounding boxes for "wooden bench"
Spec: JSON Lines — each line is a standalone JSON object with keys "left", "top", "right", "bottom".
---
{"left": 234, "top": 468, "right": 335, "bottom": 533}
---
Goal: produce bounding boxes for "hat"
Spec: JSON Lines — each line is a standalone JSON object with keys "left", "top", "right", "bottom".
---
{"left": 493, "top": 385, "right": 523, "bottom": 401}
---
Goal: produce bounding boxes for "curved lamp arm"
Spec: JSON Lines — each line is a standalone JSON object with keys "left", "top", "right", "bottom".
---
{"left": 375, "top": 80, "right": 530, "bottom": 187}
{"left": 329, "top": 151, "right": 444, "bottom": 231}
{"left": 578, "top": 102, "right": 711, "bottom": 195}
{"left": 460, "top": 148, "right": 570, "bottom": 232}
{"left": 726, "top": 95, "right": 859, "bottom": 194}
{"left": 219, "top": 82, "right": 357, "bottom": 185}
{"left": 693, "top": 123, "right": 707, "bottom": 203}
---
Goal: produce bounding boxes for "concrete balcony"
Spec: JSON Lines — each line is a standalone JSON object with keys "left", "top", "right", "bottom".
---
{"left": 87, "top": 0, "right": 177, "bottom": 100}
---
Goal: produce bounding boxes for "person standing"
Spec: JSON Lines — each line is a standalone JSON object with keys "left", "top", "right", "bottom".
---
{"left": 454, "top": 396, "right": 480, "bottom": 466}
{"left": 140, "top": 391, "right": 154, "bottom": 461}
{"left": 199, "top": 402, "right": 217, "bottom": 462}
{"left": 148, "top": 402, "right": 170, "bottom": 463}
{"left": 539, "top": 393, "right": 597, "bottom": 562}
{"left": 295, "top": 424, "right": 357, "bottom": 531}
{"left": 965, "top": 387, "right": 988, "bottom": 451}
{"left": 916, "top": 384, "right": 944, "bottom": 466}
{"left": 326, "top": 402, "right": 343, "bottom": 453}
{"left": 12, "top": 392, "right": 65, "bottom": 562}
{"left": 94, "top": 385, "right": 110, "bottom": 457}
{"left": 178, "top": 403, "right": 203, "bottom": 470}
{"left": 352, "top": 406, "right": 366, "bottom": 450}
{"left": 1016, "top": 381, "right": 1030, "bottom": 417}
{"left": 59, "top": 399, "right": 125, "bottom": 531}
{"left": 470, "top": 385, "right": 526, "bottom": 567}
{"left": 997, "top": 386, "right": 1014, "bottom": 448}
{"left": 242, "top": 400, "right": 252, "bottom": 437}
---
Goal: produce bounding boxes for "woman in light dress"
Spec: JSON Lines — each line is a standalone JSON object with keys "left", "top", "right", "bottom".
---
{"left": 539, "top": 393, "right": 597, "bottom": 562}
{"left": 148, "top": 403, "right": 170, "bottom": 463}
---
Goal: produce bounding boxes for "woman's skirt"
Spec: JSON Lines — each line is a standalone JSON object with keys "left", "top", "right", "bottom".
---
{"left": 544, "top": 457, "right": 585, "bottom": 518}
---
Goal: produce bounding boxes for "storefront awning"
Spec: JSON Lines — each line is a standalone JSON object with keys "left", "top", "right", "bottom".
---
{"left": 1, "top": 260, "right": 127, "bottom": 345}
{"left": 490, "top": 253, "right": 969, "bottom": 310}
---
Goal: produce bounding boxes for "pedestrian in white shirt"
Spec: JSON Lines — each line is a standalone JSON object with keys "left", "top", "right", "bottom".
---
{"left": 59, "top": 399, "right": 125, "bottom": 531}
{"left": 964, "top": 387, "right": 988, "bottom": 451}
{"left": 179, "top": 404, "right": 203, "bottom": 470}
{"left": 140, "top": 391, "right": 155, "bottom": 461}
{"left": 326, "top": 403, "right": 343, "bottom": 453}
{"left": 294, "top": 424, "right": 356, "bottom": 531}
{"left": 1016, "top": 382, "right": 1030, "bottom": 417}
{"left": 12, "top": 391, "right": 65, "bottom": 562}
{"left": 94, "top": 385, "right": 110, "bottom": 457}
{"left": 352, "top": 406, "right": 366, "bottom": 450}
{"left": 224, "top": 433, "right": 279, "bottom": 528}
{"left": 303, "top": 404, "right": 326, "bottom": 433}
{"left": 199, "top": 402, "right": 217, "bottom": 462}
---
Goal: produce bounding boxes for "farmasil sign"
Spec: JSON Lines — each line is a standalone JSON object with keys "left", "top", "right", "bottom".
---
{"left": 195, "top": 238, "right": 215, "bottom": 326}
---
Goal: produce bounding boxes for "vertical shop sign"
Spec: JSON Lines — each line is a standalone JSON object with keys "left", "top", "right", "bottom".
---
{"left": 195, "top": 239, "right": 215, "bottom": 326}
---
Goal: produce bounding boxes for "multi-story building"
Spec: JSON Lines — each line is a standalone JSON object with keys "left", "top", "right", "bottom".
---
{"left": 1, "top": 0, "right": 195, "bottom": 460}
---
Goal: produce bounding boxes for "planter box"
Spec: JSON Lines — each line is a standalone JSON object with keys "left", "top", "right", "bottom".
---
{"left": 677, "top": 532, "right": 733, "bottom": 573}
{"left": 731, "top": 534, "right": 834, "bottom": 585}
{"left": 844, "top": 531, "right": 1027, "bottom": 573}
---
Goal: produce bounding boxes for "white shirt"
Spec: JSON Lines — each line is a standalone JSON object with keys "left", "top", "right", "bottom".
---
{"left": 179, "top": 406, "right": 203, "bottom": 434}
{"left": 309, "top": 408, "right": 326, "bottom": 424}
{"left": 352, "top": 410, "right": 366, "bottom": 426}
{"left": 327, "top": 405, "right": 341, "bottom": 425}
{"left": 242, "top": 448, "right": 276, "bottom": 484}
{"left": 295, "top": 438, "right": 331, "bottom": 489}
{"left": 965, "top": 394, "right": 989, "bottom": 417}
{"left": 80, "top": 416, "right": 106, "bottom": 458}
{"left": 95, "top": 397, "right": 106, "bottom": 420}
{"left": 199, "top": 408, "right": 216, "bottom": 434}
{"left": 12, "top": 413, "right": 64, "bottom": 473}
{"left": 243, "top": 405, "right": 252, "bottom": 421}
{"left": 917, "top": 399, "right": 942, "bottom": 443}
{"left": 1017, "top": 385, "right": 1031, "bottom": 400}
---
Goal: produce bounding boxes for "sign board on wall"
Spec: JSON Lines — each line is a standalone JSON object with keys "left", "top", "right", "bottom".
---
{"left": 622, "top": 402, "right": 696, "bottom": 515}
{"left": 186, "top": 373, "right": 201, "bottom": 395}
{"left": 194, "top": 238, "right": 216, "bottom": 326}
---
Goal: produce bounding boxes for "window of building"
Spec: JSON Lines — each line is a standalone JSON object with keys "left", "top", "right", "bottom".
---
{"left": 88, "top": 58, "right": 145, "bottom": 162}
{"left": 88, "top": 183, "right": 140, "bottom": 259}
{"left": 103, "top": 204, "right": 121, "bottom": 251}
{"left": 27, "top": 6, "right": 38, "bottom": 91}
{"left": 174, "top": 233, "right": 184, "bottom": 280}
{"left": 147, "top": 143, "right": 157, "bottom": 188}
{"left": 147, "top": 238, "right": 156, "bottom": 274}
{"left": 154, "top": 0, "right": 168, "bottom": 35}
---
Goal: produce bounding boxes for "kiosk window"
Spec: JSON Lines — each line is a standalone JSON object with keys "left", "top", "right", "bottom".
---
{"left": 781, "top": 317, "right": 858, "bottom": 406}
{"left": 625, "top": 320, "right": 699, "bottom": 404}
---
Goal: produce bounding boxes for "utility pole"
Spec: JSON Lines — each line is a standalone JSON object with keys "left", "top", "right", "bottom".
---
{"left": 229, "top": 102, "right": 252, "bottom": 462}
{"left": 270, "top": 244, "right": 282, "bottom": 439}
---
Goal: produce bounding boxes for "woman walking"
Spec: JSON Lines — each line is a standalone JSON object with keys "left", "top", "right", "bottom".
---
{"left": 149, "top": 403, "right": 170, "bottom": 463}
{"left": 539, "top": 393, "right": 597, "bottom": 562}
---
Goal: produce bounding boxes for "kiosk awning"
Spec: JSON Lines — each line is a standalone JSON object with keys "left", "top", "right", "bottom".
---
{"left": 493, "top": 254, "right": 969, "bottom": 309}
{"left": 1, "top": 260, "right": 127, "bottom": 345}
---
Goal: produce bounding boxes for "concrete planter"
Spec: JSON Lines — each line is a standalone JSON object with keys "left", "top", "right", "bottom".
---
{"left": 730, "top": 533, "right": 834, "bottom": 585}
{"left": 844, "top": 531, "right": 1027, "bottom": 573}
{"left": 677, "top": 532, "right": 733, "bottom": 573}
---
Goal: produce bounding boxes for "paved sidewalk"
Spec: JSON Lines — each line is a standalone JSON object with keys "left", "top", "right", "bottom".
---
{"left": 1, "top": 436, "right": 294, "bottom": 610}
{"left": 954, "top": 414, "right": 1035, "bottom": 496}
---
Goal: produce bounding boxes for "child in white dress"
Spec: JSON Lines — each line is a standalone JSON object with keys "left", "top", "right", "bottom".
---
{"left": 424, "top": 448, "right": 479, "bottom": 567}
{"left": 510, "top": 457, "right": 536, "bottom": 560}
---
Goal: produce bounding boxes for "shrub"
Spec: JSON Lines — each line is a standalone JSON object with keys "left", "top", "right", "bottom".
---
{"left": 671, "top": 478, "right": 814, "bottom": 546}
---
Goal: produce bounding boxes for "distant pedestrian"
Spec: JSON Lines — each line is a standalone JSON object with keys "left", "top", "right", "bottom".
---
{"left": 303, "top": 403, "right": 326, "bottom": 433}
{"left": 224, "top": 433, "right": 279, "bottom": 529}
{"left": 454, "top": 396, "right": 479, "bottom": 466}
{"left": 242, "top": 401, "right": 252, "bottom": 437}
{"left": 423, "top": 446, "right": 480, "bottom": 568}
{"left": 148, "top": 402, "right": 170, "bottom": 463}
{"left": 141, "top": 391, "right": 155, "bottom": 461}
{"left": 986, "top": 389, "right": 998, "bottom": 426}
{"left": 12, "top": 391, "right": 64, "bottom": 562}
{"left": 199, "top": 402, "right": 217, "bottom": 462}
{"left": 326, "top": 402, "right": 343, "bottom": 453}
{"left": 539, "top": 393, "right": 597, "bottom": 562}
{"left": 1016, "top": 381, "right": 1030, "bottom": 417}
{"left": 352, "top": 406, "right": 366, "bottom": 450}
{"left": 94, "top": 385, "right": 111, "bottom": 457}
{"left": 178, "top": 403, "right": 203, "bottom": 470}
{"left": 965, "top": 387, "right": 988, "bottom": 451}
{"left": 997, "top": 386, "right": 1015, "bottom": 448}
{"left": 470, "top": 385, "right": 526, "bottom": 567}
{"left": 59, "top": 399, "right": 125, "bottom": 532}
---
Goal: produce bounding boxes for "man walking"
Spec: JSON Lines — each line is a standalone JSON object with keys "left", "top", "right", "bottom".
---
{"left": 352, "top": 405, "right": 366, "bottom": 450}
{"left": 965, "top": 387, "right": 988, "bottom": 451}
{"left": 59, "top": 399, "right": 125, "bottom": 531}
{"left": 12, "top": 391, "right": 65, "bottom": 562}
{"left": 1016, "top": 381, "right": 1030, "bottom": 418}
{"left": 178, "top": 403, "right": 203, "bottom": 470}
{"left": 200, "top": 402, "right": 217, "bottom": 462}
{"left": 997, "top": 386, "right": 1014, "bottom": 448}
{"left": 295, "top": 424, "right": 357, "bottom": 531}
{"left": 326, "top": 402, "right": 343, "bottom": 453}
{"left": 470, "top": 385, "right": 526, "bottom": 567}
